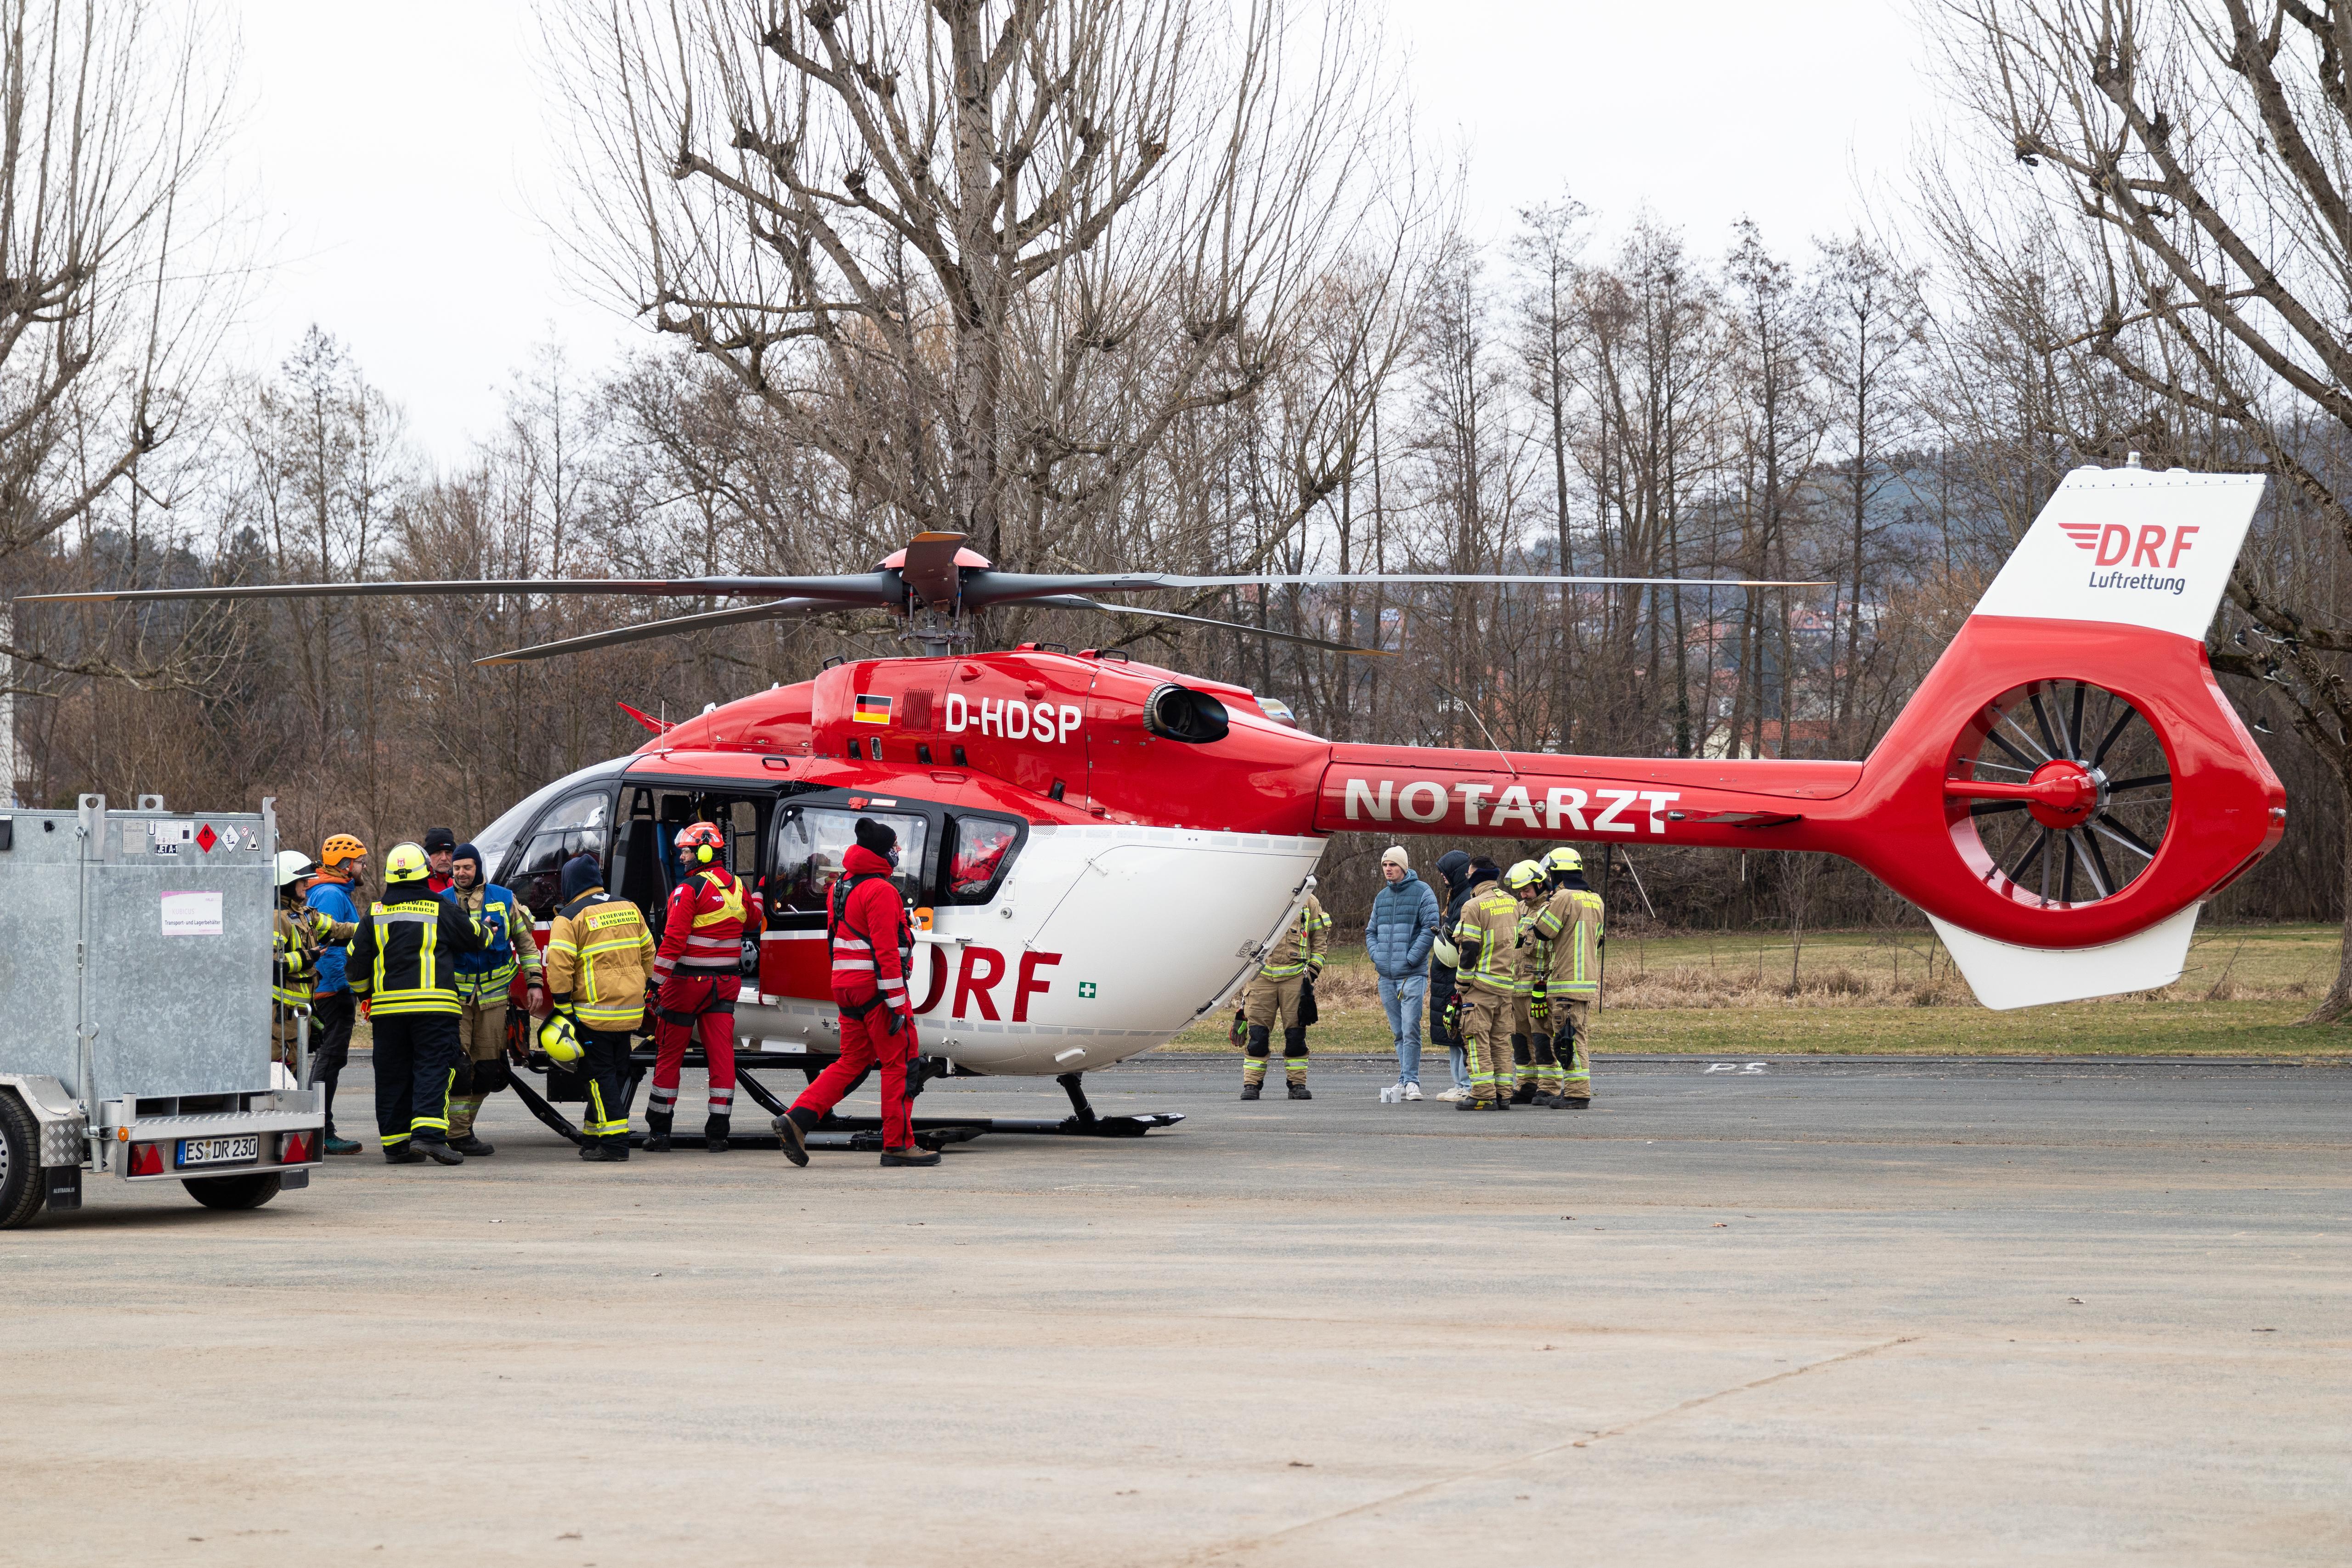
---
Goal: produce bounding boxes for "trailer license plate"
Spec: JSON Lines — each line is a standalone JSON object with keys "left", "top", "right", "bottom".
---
{"left": 177, "top": 1135, "right": 259, "bottom": 1167}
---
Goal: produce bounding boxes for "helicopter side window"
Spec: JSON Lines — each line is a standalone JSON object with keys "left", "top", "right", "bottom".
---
{"left": 944, "top": 815, "right": 1022, "bottom": 905}
{"left": 771, "top": 806, "right": 930, "bottom": 917}
{"left": 512, "top": 789, "right": 613, "bottom": 919}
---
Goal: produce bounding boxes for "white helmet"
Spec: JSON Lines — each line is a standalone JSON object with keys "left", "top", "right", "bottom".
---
{"left": 273, "top": 850, "right": 318, "bottom": 890}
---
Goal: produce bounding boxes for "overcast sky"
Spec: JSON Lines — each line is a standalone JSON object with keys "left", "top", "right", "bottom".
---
{"left": 229, "top": 0, "right": 1936, "bottom": 459}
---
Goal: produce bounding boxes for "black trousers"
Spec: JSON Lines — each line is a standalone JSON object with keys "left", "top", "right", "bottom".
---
{"left": 580, "top": 1027, "right": 634, "bottom": 1145}
{"left": 372, "top": 1012, "right": 463, "bottom": 1148}
{"left": 310, "top": 990, "right": 356, "bottom": 1134}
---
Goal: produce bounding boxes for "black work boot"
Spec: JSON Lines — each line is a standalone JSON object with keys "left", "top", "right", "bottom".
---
{"left": 579, "top": 1138, "right": 628, "bottom": 1162}
{"left": 1239, "top": 1081, "right": 1262, "bottom": 1100}
{"left": 415, "top": 1139, "right": 464, "bottom": 1166}
{"left": 771, "top": 1105, "right": 818, "bottom": 1168}
{"left": 1287, "top": 1081, "right": 1312, "bottom": 1100}
{"left": 383, "top": 1143, "right": 424, "bottom": 1165}
{"left": 447, "top": 1132, "right": 496, "bottom": 1157}
{"left": 1510, "top": 1081, "right": 1538, "bottom": 1105}
{"left": 703, "top": 1116, "right": 731, "bottom": 1154}
{"left": 643, "top": 1110, "right": 673, "bottom": 1154}
{"left": 1283, "top": 1028, "right": 1310, "bottom": 1098}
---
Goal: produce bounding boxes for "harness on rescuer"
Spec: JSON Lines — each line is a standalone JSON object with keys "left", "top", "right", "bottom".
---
{"left": 828, "top": 869, "right": 914, "bottom": 1030}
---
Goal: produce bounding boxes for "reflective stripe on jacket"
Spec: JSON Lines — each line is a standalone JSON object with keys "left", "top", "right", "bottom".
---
{"left": 656, "top": 866, "right": 746, "bottom": 979}
{"left": 1451, "top": 884, "right": 1523, "bottom": 997}
{"left": 449, "top": 883, "right": 541, "bottom": 1002}
{"left": 1523, "top": 886, "right": 1604, "bottom": 999}
{"left": 545, "top": 888, "right": 656, "bottom": 1030}
{"left": 1257, "top": 894, "right": 1329, "bottom": 980}
{"left": 349, "top": 889, "right": 487, "bottom": 1016}
{"left": 829, "top": 845, "right": 911, "bottom": 1010}
{"left": 272, "top": 906, "right": 356, "bottom": 1009}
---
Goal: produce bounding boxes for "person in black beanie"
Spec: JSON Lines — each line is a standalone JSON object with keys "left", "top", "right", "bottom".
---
{"left": 1426, "top": 849, "right": 1476, "bottom": 1101}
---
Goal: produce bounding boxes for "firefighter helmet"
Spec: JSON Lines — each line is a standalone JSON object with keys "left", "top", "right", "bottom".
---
{"left": 1543, "top": 845, "right": 1583, "bottom": 875}
{"left": 384, "top": 842, "right": 430, "bottom": 881}
{"left": 273, "top": 850, "right": 317, "bottom": 889}
{"left": 319, "top": 833, "right": 368, "bottom": 869}
{"left": 1431, "top": 936, "right": 1460, "bottom": 970}
{"left": 537, "top": 1011, "right": 585, "bottom": 1066}
{"left": 676, "top": 821, "right": 725, "bottom": 865}
{"left": 1504, "top": 859, "right": 1545, "bottom": 893}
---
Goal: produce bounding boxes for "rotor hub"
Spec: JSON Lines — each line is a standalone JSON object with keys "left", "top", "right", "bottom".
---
{"left": 2022, "top": 759, "right": 2099, "bottom": 829}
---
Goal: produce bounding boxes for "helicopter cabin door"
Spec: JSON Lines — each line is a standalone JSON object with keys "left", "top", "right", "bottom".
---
{"left": 607, "top": 784, "right": 778, "bottom": 982}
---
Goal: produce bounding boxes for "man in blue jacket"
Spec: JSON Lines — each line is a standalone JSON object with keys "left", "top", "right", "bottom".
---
{"left": 304, "top": 833, "right": 370, "bottom": 1155}
{"left": 1363, "top": 845, "right": 1441, "bottom": 1100}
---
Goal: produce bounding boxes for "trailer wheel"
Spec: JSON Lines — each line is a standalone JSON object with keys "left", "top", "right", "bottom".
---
{"left": 182, "top": 1173, "right": 282, "bottom": 1211}
{"left": 0, "top": 1092, "right": 47, "bottom": 1230}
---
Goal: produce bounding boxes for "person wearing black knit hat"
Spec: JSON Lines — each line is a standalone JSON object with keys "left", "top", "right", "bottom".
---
{"left": 1426, "top": 849, "right": 1476, "bottom": 1101}
{"left": 422, "top": 826, "right": 458, "bottom": 894}
{"left": 441, "top": 840, "right": 545, "bottom": 1155}
{"left": 773, "top": 816, "right": 939, "bottom": 1168}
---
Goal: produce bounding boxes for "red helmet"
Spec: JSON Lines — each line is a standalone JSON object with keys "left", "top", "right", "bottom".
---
{"left": 676, "top": 821, "right": 725, "bottom": 865}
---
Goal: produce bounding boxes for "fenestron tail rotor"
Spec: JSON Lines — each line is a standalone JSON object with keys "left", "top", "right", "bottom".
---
{"left": 1945, "top": 679, "right": 2173, "bottom": 909}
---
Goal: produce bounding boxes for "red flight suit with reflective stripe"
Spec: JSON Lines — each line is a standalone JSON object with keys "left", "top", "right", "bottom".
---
{"left": 792, "top": 843, "right": 918, "bottom": 1150}
{"left": 650, "top": 864, "right": 746, "bottom": 1132}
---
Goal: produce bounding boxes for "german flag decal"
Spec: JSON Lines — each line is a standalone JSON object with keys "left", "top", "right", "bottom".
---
{"left": 853, "top": 693, "right": 893, "bottom": 725}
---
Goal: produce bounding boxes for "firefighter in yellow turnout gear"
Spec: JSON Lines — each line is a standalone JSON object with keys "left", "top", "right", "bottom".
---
{"left": 540, "top": 852, "right": 656, "bottom": 1160}
{"left": 1239, "top": 894, "right": 1329, "bottom": 1101}
{"left": 1446, "top": 862, "right": 1522, "bottom": 1110}
{"left": 271, "top": 851, "right": 356, "bottom": 1073}
{"left": 1504, "top": 860, "right": 1562, "bottom": 1104}
{"left": 348, "top": 842, "right": 490, "bottom": 1165}
{"left": 1520, "top": 845, "right": 1602, "bottom": 1108}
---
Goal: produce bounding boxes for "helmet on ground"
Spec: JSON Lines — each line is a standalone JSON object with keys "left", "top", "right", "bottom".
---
{"left": 676, "top": 821, "right": 725, "bottom": 865}
{"left": 1503, "top": 859, "right": 1545, "bottom": 892}
{"left": 537, "top": 1012, "right": 584, "bottom": 1066}
{"left": 319, "top": 833, "right": 368, "bottom": 869}
{"left": 1543, "top": 846, "right": 1583, "bottom": 875}
{"left": 384, "top": 842, "right": 430, "bottom": 881}
{"left": 273, "top": 850, "right": 318, "bottom": 890}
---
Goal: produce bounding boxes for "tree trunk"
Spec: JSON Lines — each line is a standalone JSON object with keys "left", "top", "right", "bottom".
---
{"left": 2298, "top": 770, "right": 2352, "bottom": 1025}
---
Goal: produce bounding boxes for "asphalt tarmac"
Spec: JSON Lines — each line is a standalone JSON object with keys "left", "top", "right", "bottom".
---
{"left": 6, "top": 1053, "right": 2347, "bottom": 1566}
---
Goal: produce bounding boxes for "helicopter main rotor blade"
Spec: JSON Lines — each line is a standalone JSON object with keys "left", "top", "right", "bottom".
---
{"left": 964, "top": 570, "right": 1828, "bottom": 607}
{"left": 472, "top": 599, "right": 838, "bottom": 666}
{"left": 20, "top": 573, "right": 902, "bottom": 608}
{"left": 1033, "top": 595, "right": 1392, "bottom": 656}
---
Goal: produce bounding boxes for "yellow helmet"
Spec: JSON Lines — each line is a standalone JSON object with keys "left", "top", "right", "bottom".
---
{"left": 1504, "top": 858, "right": 1545, "bottom": 892}
{"left": 384, "top": 842, "right": 430, "bottom": 881}
{"left": 1543, "top": 846, "right": 1583, "bottom": 875}
{"left": 537, "top": 1012, "right": 585, "bottom": 1066}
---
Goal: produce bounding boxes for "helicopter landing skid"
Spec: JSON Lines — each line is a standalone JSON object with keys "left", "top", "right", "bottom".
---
{"left": 507, "top": 1070, "right": 979, "bottom": 1154}
{"left": 732, "top": 1066, "right": 1185, "bottom": 1140}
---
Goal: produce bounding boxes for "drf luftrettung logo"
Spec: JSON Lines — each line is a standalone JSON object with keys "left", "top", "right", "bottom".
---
{"left": 2060, "top": 520, "right": 2197, "bottom": 595}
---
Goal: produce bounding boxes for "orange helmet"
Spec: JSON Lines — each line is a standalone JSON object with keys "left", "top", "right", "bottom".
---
{"left": 676, "top": 821, "right": 725, "bottom": 865}
{"left": 320, "top": 833, "right": 368, "bottom": 870}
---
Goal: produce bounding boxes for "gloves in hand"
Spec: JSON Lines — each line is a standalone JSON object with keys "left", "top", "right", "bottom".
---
{"left": 1529, "top": 987, "right": 1550, "bottom": 1026}
{"left": 1439, "top": 991, "right": 1463, "bottom": 1038}
{"left": 357, "top": 997, "right": 372, "bottom": 1020}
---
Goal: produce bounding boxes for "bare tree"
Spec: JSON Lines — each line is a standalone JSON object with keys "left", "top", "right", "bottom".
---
{"left": 1930, "top": 0, "right": 2352, "bottom": 1019}
{"left": 550, "top": 0, "right": 1399, "bottom": 578}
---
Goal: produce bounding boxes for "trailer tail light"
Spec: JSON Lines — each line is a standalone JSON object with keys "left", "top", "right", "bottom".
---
{"left": 281, "top": 1130, "right": 316, "bottom": 1165}
{"left": 128, "top": 1142, "right": 165, "bottom": 1177}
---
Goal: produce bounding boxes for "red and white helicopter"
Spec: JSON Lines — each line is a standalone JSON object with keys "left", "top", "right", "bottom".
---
{"left": 28, "top": 463, "right": 2284, "bottom": 1142}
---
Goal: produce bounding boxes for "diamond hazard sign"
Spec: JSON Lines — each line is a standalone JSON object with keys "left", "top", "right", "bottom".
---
{"left": 195, "top": 823, "right": 217, "bottom": 853}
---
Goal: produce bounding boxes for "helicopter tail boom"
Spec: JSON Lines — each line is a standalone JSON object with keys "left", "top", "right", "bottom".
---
{"left": 1312, "top": 465, "right": 2284, "bottom": 1008}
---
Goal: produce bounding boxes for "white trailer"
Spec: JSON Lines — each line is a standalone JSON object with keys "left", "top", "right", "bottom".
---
{"left": 0, "top": 794, "right": 326, "bottom": 1226}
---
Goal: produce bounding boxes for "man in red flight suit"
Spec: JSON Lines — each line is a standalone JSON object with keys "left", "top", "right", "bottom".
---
{"left": 647, "top": 821, "right": 749, "bottom": 1152}
{"left": 772, "top": 817, "right": 939, "bottom": 1169}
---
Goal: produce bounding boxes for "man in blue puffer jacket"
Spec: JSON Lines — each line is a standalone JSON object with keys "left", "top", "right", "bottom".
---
{"left": 1363, "top": 845, "right": 1441, "bottom": 1100}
